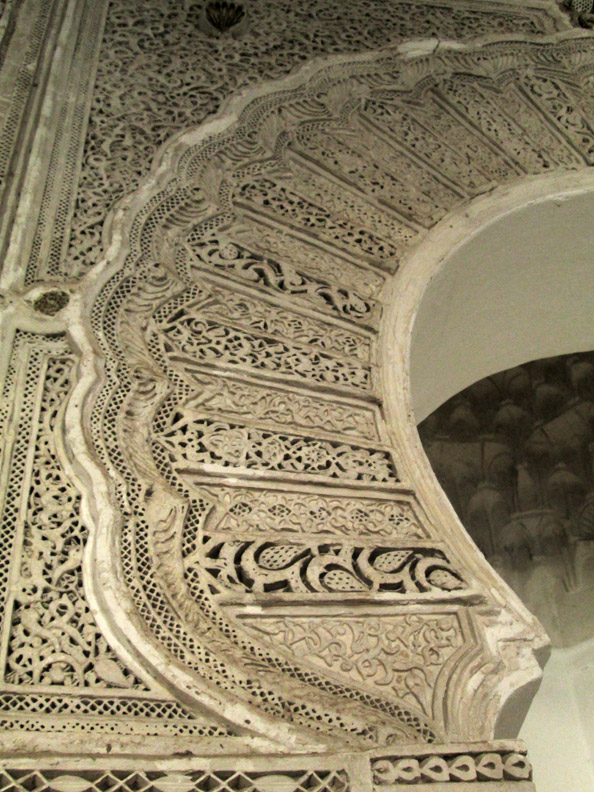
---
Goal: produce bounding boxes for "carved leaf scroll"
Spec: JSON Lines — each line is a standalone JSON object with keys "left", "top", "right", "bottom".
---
{"left": 80, "top": 34, "right": 594, "bottom": 749}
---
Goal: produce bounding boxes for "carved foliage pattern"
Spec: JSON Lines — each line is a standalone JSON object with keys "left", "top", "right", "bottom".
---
{"left": 237, "top": 179, "right": 405, "bottom": 267}
{"left": 153, "top": 284, "right": 371, "bottom": 391}
{"left": 293, "top": 123, "right": 461, "bottom": 227}
{"left": 249, "top": 615, "right": 462, "bottom": 716}
{"left": 164, "top": 374, "right": 379, "bottom": 442}
{"left": 186, "top": 236, "right": 379, "bottom": 328}
{"left": 230, "top": 222, "right": 386, "bottom": 300}
{"left": 6, "top": 357, "right": 140, "bottom": 688}
{"left": 200, "top": 540, "right": 466, "bottom": 596}
{"left": 197, "top": 286, "right": 371, "bottom": 362}
{"left": 201, "top": 489, "right": 425, "bottom": 539}
{"left": 155, "top": 413, "right": 396, "bottom": 482}
{"left": 86, "top": 38, "right": 594, "bottom": 746}
{"left": 64, "top": 0, "right": 556, "bottom": 276}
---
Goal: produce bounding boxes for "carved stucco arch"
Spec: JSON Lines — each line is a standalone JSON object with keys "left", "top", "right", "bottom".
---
{"left": 63, "top": 31, "right": 594, "bottom": 756}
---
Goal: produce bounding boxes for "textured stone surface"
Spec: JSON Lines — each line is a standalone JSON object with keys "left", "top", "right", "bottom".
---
{"left": 0, "top": 0, "right": 588, "bottom": 785}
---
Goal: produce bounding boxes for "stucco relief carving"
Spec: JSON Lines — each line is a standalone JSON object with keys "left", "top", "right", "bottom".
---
{"left": 199, "top": 488, "right": 424, "bottom": 539}
{"left": 199, "top": 540, "right": 465, "bottom": 598}
{"left": 6, "top": 355, "right": 139, "bottom": 689}
{"left": 372, "top": 745, "right": 532, "bottom": 784}
{"left": 56, "top": 0, "right": 563, "bottom": 281}
{"left": 0, "top": 331, "right": 228, "bottom": 740}
{"left": 247, "top": 614, "right": 464, "bottom": 719}
{"left": 57, "top": 34, "right": 594, "bottom": 764}
{"left": 3, "top": 0, "right": 591, "bottom": 783}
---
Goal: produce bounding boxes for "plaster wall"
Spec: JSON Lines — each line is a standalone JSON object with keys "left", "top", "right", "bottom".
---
{"left": 411, "top": 187, "right": 594, "bottom": 423}
{"left": 520, "top": 639, "right": 594, "bottom": 792}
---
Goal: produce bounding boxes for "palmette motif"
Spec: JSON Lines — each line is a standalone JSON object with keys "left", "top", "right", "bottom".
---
{"left": 55, "top": 0, "right": 557, "bottom": 280}
{"left": 4, "top": 0, "right": 588, "bottom": 777}
{"left": 198, "top": 539, "right": 465, "bottom": 596}
{"left": 0, "top": 334, "right": 221, "bottom": 736}
{"left": 199, "top": 488, "right": 424, "bottom": 539}
{"left": 186, "top": 236, "right": 379, "bottom": 328}
{"left": 6, "top": 357, "right": 140, "bottom": 689}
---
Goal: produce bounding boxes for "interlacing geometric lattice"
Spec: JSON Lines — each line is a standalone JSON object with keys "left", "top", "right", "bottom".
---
{"left": 80, "top": 33, "right": 594, "bottom": 756}
{"left": 0, "top": 332, "right": 231, "bottom": 737}
{"left": 6, "top": 355, "right": 138, "bottom": 689}
{"left": 2, "top": 0, "right": 591, "bottom": 782}
{"left": 0, "top": 769, "right": 350, "bottom": 792}
{"left": 49, "top": 0, "right": 561, "bottom": 282}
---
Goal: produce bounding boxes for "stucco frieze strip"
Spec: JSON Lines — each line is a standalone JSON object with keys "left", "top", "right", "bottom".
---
{"left": 0, "top": 741, "right": 535, "bottom": 791}
{"left": 0, "top": 766, "right": 355, "bottom": 792}
{"left": 220, "top": 218, "right": 387, "bottom": 303}
{"left": 0, "top": 0, "right": 108, "bottom": 287}
{"left": 152, "top": 368, "right": 382, "bottom": 444}
{"left": 22, "top": 0, "right": 109, "bottom": 284}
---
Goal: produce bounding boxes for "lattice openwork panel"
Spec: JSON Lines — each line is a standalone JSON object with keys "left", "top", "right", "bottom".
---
{"left": 0, "top": 769, "right": 350, "bottom": 792}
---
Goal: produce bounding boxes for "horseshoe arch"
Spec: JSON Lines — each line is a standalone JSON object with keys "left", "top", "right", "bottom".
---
{"left": 66, "top": 31, "right": 594, "bottom": 764}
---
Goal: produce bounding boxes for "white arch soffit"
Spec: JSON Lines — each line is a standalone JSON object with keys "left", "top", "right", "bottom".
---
{"left": 405, "top": 172, "right": 594, "bottom": 424}
{"left": 383, "top": 169, "right": 594, "bottom": 496}
{"left": 61, "top": 28, "right": 594, "bottom": 746}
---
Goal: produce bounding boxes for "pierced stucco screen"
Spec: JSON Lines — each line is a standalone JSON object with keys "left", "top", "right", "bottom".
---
{"left": 0, "top": 0, "right": 592, "bottom": 788}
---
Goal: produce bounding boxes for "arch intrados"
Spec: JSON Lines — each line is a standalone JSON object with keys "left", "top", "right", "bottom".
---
{"left": 68, "top": 44, "right": 594, "bottom": 750}
{"left": 380, "top": 172, "right": 594, "bottom": 735}
{"left": 382, "top": 170, "right": 594, "bottom": 481}
{"left": 407, "top": 174, "right": 594, "bottom": 424}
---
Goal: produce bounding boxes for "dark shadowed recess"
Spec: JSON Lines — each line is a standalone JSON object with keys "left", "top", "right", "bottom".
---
{"left": 419, "top": 350, "right": 594, "bottom": 647}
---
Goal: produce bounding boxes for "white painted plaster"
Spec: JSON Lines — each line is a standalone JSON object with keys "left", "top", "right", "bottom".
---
{"left": 520, "top": 639, "right": 594, "bottom": 792}
{"left": 411, "top": 184, "right": 594, "bottom": 423}
{"left": 407, "top": 177, "right": 594, "bottom": 790}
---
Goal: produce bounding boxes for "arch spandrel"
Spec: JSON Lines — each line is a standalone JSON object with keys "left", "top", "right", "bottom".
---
{"left": 68, "top": 33, "right": 594, "bottom": 765}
